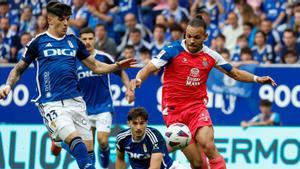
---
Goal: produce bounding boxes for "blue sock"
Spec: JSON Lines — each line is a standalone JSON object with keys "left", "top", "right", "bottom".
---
{"left": 61, "top": 141, "right": 71, "bottom": 154}
{"left": 69, "top": 137, "right": 95, "bottom": 169}
{"left": 98, "top": 145, "right": 110, "bottom": 168}
{"left": 88, "top": 151, "right": 95, "bottom": 166}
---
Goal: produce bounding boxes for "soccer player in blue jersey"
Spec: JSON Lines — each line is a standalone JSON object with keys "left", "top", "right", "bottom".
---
{"left": 0, "top": 1, "right": 135, "bottom": 169}
{"left": 116, "top": 107, "right": 182, "bottom": 169}
{"left": 77, "top": 27, "right": 134, "bottom": 168}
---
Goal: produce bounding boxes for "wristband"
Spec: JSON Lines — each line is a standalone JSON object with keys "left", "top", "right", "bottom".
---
{"left": 253, "top": 75, "right": 259, "bottom": 83}
{"left": 115, "top": 62, "right": 121, "bottom": 69}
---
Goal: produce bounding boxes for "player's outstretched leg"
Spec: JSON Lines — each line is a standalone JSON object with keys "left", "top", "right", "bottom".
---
{"left": 195, "top": 126, "right": 226, "bottom": 169}
{"left": 64, "top": 132, "right": 95, "bottom": 169}
{"left": 181, "top": 143, "right": 203, "bottom": 168}
{"left": 97, "top": 132, "right": 110, "bottom": 169}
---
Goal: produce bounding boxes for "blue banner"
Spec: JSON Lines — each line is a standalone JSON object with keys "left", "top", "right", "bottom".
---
{"left": 0, "top": 65, "right": 300, "bottom": 126}
{"left": 207, "top": 65, "right": 256, "bottom": 97}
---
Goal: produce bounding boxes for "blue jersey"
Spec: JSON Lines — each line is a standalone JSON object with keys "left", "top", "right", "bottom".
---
{"left": 22, "top": 32, "right": 90, "bottom": 103}
{"left": 76, "top": 50, "right": 114, "bottom": 115}
{"left": 262, "top": 0, "right": 286, "bottom": 23}
{"left": 251, "top": 45, "right": 273, "bottom": 63}
{"left": 206, "top": 2, "right": 220, "bottom": 26}
{"left": 116, "top": 127, "right": 173, "bottom": 169}
{"left": 250, "top": 112, "right": 281, "bottom": 126}
{"left": 205, "top": 24, "right": 221, "bottom": 47}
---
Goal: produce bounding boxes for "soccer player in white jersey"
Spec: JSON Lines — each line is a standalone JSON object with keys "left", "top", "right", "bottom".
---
{"left": 0, "top": 1, "right": 135, "bottom": 169}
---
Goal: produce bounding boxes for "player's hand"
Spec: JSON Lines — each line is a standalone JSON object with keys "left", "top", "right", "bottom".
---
{"left": 129, "top": 79, "right": 142, "bottom": 91}
{"left": 125, "top": 89, "right": 135, "bottom": 104}
{"left": 0, "top": 85, "right": 11, "bottom": 100}
{"left": 257, "top": 76, "right": 277, "bottom": 86}
{"left": 116, "top": 58, "right": 137, "bottom": 69}
{"left": 241, "top": 121, "right": 249, "bottom": 128}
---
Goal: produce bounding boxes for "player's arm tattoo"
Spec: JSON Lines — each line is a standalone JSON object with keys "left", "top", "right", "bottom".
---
{"left": 6, "top": 60, "right": 29, "bottom": 88}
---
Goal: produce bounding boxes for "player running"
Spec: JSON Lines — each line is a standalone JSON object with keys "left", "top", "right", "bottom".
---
{"left": 52, "top": 27, "right": 135, "bottom": 168}
{"left": 129, "top": 15, "right": 276, "bottom": 169}
{"left": 0, "top": 1, "right": 135, "bottom": 169}
{"left": 116, "top": 107, "right": 183, "bottom": 169}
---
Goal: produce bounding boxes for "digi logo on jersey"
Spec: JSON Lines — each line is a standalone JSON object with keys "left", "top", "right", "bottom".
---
{"left": 43, "top": 49, "right": 76, "bottom": 57}
{"left": 126, "top": 151, "right": 151, "bottom": 159}
{"left": 77, "top": 70, "right": 99, "bottom": 79}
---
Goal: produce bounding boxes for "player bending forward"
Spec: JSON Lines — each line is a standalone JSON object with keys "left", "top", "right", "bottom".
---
{"left": 130, "top": 15, "right": 276, "bottom": 169}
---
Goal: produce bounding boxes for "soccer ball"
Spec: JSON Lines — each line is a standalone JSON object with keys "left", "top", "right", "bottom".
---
{"left": 165, "top": 123, "right": 192, "bottom": 150}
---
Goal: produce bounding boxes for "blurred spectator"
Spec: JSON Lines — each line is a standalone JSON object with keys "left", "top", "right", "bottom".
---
{"left": 0, "top": 33, "right": 10, "bottom": 64}
{"left": 155, "top": 14, "right": 168, "bottom": 27}
{"left": 155, "top": 14, "right": 171, "bottom": 40}
{"left": 279, "top": 29, "right": 300, "bottom": 62}
{"left": 140, "top": 0, "right": 158, "bottom": 30}
{"left": 240, "top": 3, "right": 260, "bottom": 27}
{"left": 17, "top": 32, "right": 32, "bottom": 61}
{"left": 212, "top": 33, "right": 226, "bottom": 53}
{"left": 23, "top": 0, "right": 47, "bottom": 16}
{"left": 219, "top": 48, "right": 231, "bottom": 62}
{"left": 260, "top": 19, "right": 281, "bottom": 56}
{"left": 120, "top": 44, "right": 135, "bottom": 60}
{"left": 247, "top": 0, "right": 262, "bottom": 15}
{"left": 232, "top": 34, "right": 248, "bottom": 61}
{"left": 87, "top": 1, "right": 114, "bottom": 38}
{"left": 0, "top": 17, "right": 21, "bottom": 63}
{"left": 161, "top": 0, "right": 190, "bottom": 25}
{"left": 294, "top": 11, "right": 300, "bottom": 42}
{"left": 68, "top": 0, "right": 89, "bottom": 36}
{"left": 204, "top": 0, "right": 224, "bottom": 25}
{"left": 8, "top": 0, "right": 24, "bottom": 18}
{"left": 118, "top": 13, "right": 152, "bottom": 51}
{"left": 34, "top": 14, "right": 47, "bottom": 36}
{"left": 261, "top": 0, "right": 286, "bottom": 28}
{"left": 150, "top": 24, "right": 168, "bottom": 58}
{"left": 179, "top": 16, "right": 189, "bottom": 32}
{"left": 281, "top": 50, "right": 299, "bottom": 64}
{"left": 118, "top": 28, "right": 151, "bottom": 62}
{"left": 198, "top": 8, "right": 221, "bottom": 47}
{"left": 0, "top": 0, "right": 18, "bottom": 32}
{"left": 239, "top": 47, "right": 258, "bottom": 65}
{"left": 169, "top": 23, "right": 183, "bottom": 41}
{"left": 94, "top": 24, "right": 117, "bottom": 58}
{"left": 243, "top": 22, "right": 256, "bottom": 47}
{"left": 222, "top": 12, "right": 243, "bottom": 54}
{"left": 112, "top": 0, "right": 141, "bottom": 37}
{"left": 19, "top": 5, "right": 36, "bottom": 36}
{"left": 139, "top": 47, "right": 151, "bottom": 67}
{"left": 241, "top": 99, "right": 281, "bottom": 127}
{"left": 114, "top": 0, "right": 141, "bottom": 23}
{"left": 251, "top": 31, "right": 273, "bottom": 64}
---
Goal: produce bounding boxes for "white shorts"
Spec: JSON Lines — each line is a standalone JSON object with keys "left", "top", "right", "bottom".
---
{"left": 170, "top": 161, "right": 190, "bottom": 169}
{"left": 88, "top": 112, "right": 112, "bottom": 133}
{"left": 38, "top": 97, "right": 92, "bottom": 141}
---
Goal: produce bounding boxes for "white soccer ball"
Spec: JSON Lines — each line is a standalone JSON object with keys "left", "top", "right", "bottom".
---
{"left": 165, "top": 123, "right": 192, "bottom": 150}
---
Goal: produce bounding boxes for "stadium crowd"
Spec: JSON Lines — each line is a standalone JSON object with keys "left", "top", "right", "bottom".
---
{"left": 0, "top": 0, "right": 299, "bottom": 65}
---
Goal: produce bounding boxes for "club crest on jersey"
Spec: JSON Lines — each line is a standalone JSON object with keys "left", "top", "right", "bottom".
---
{"left": 143, "top": 144, "right": 147, "bottom": 152}
{"left": 189, "top": 68, "right": 199, "bottom": 77}
{"left": 68, "top": 40, "right": 74, "bottom": 48}
{"left": 202, "top": 57, "right": 208, "bottom": 67}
